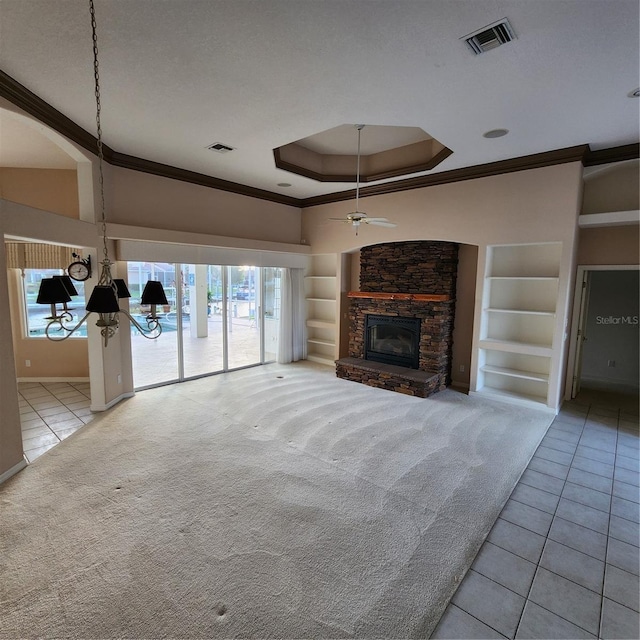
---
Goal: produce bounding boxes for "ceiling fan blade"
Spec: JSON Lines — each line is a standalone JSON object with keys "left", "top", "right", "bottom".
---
{"left": 366, "top": 220, "right": 397, "bottom": 228}
{"left": 329, "top": 217, "right": 351, "bottom": 222}
{"left": 364, "top": 217, "right": 390, "bottom": 222}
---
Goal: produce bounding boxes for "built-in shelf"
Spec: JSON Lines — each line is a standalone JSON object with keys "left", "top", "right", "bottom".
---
{"left": 307, "top": 338, "right": 335, "bottom": 347}
{"left": 479, "top": 338, "right": 553, "bottom": 357}
{"left": 475, "top": 386, "right": 553, "bottom": 411}
{"left": 485, "top": 308, "right": 556, "bottom": 316}
{"left": 480, "top": 364, "right": 549, "bottom": 383}
{"left": 306, "top": 319, "right": 336, "bottom": 329}
{"left": 475, "top": 242, "right": 562, "bottom": 410}
{"left": 306, "top": 254, "right": 339, "bottom": 367}
{"left": 307, "top": 354, "right": 336, "bottom": 366}
{"left": 488, "top": 276, "right": 559, "bottom": 281}
{"left": 578, "top": 210, "right": 640, "bottom": 228}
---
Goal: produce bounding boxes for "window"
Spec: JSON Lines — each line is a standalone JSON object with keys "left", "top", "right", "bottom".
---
{"left": 23, "top": 269, "right": 87, "bottom": 338}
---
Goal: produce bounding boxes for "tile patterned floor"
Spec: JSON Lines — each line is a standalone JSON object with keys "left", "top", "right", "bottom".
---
{"left": 18, "top": 381, "right": 94, "bottom": 463}
{"left": 432, "top": 389, "right": 640, "bottom": 640}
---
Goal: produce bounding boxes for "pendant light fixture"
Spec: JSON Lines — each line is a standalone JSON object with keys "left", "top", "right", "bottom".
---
{"left": 36, "top": 0, "right": 168, "bottom": 346}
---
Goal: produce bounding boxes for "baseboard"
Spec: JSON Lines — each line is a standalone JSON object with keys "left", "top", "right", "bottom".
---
{"left": 17, "top": 377, "right": 90, "bottom": 383}
{"left": 580, "top": 377, "right": 640, "bottom": 394}
{"left": 0, "top": 458, "right": 28, "bottom": 485}
{"left": 450, "top": 381, "right": 470, "bottom": 393}
{"left": 91, "top": 391, "right": 135, "bottom": 412}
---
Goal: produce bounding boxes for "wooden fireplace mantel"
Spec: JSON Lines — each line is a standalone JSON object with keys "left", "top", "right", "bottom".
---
{"left": 348, "top": 291, "right": 451, "bottom": 302}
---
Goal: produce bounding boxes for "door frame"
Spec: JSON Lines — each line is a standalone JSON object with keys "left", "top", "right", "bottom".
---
{"left": 565, "top": 264, "right": 639, "bottom": 400}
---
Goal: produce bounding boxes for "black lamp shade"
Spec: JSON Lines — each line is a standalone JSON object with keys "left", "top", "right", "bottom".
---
{"left": 141, "top": 280, "right": 168, "bottom": 305}
{"left": 52, "top": 274, "right": 79, "bottom": 297}
{"left": 113, "top": 278, "right": 131, "bottom": 299}
{"left": 86, "top": 285, "right": 119, "bottom": 313}
{"left": 37, "top": 278, "right": 72, "bottom": 304}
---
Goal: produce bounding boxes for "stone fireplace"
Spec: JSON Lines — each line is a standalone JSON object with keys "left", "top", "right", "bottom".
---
{"left": 336, "top": 241, "right": 458, "bottom": 397}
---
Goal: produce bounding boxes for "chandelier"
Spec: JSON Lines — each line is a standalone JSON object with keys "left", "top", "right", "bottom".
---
{"left": 36, "top": 0, "right": 168, "bottom": 346}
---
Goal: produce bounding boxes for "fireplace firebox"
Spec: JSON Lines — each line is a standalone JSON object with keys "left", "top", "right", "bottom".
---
{"left": 364, "top": 315, "right": 421, "bottom": 369}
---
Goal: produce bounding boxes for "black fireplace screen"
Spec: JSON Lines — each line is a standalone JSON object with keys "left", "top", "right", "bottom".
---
{"left": 364, "top": 315, "right": 421, "bottom": 369}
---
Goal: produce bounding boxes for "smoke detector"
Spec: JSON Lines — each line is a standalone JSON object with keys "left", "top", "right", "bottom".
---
{"left": 207, "top": 142, "right": 235, "bottom": 153}
{"left": 462, "top": 18, "right": 516, "bottom": 55}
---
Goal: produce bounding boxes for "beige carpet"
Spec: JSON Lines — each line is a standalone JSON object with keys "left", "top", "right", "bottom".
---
{"left": 0, "top": 362, "right": 553, "bottom": 639}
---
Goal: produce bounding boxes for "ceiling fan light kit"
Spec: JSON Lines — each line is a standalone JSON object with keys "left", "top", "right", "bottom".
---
{"left": 330, "top": 124, "right": 397, "bottom": 236}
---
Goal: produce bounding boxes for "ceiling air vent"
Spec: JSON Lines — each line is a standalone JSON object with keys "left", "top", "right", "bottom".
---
{"left": 463, "top": 18, "right": 515, "bottom": 55}
{"left": 207, "top": 142, "right": 235, "bottom": 153}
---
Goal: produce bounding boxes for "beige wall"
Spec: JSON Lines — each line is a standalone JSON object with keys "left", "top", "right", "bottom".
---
{"left": 582, "top": 160, "right": 639, "bottom": 215}
{"left": 577, "top": 225, "right": 640, "bottom": 265}
{"left": 303, "top": 163, "right": 583, "bottom": 253}
{"left": 110, "top": 167, "right": 302, "bottom": 244}
{"left": 7, "top": 269, "right": 89, "bottom": 379}
{"left": 0, "top": 168, "right": 79, "bottom": 218}
{"left": 451, "top": 244, "right": 478, "bottom": 390}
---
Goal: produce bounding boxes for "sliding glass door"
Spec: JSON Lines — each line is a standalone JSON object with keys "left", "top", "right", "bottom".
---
{"left": 128, "top": 262, "right": 179, "bottom": 388}
{"left": 128, "top": 262, "right": 281, "bottom": 389}
{"left": 182, "top": 264, "right": 225, "bottom": 378}
{"left": 226, "top": 266, "right": 261, "bottom": 369}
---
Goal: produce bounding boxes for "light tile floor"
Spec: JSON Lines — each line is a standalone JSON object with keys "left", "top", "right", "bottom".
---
{"left": 432, "top": 388, "right": 640, "bottom": 640}
{"left": 18, "top": 381, "right": 94, "bottom": 463}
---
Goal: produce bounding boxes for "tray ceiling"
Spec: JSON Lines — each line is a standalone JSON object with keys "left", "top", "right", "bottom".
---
{"left": 1, "top": 0, "right": 638, "bottom": 200}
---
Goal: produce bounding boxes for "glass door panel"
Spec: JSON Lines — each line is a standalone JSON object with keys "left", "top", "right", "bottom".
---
{"left": 226, "top": 265, "right": 261, "bottom": 369}
{"left": 127, "top": 261, "right": 179, "bottom": 388}
{"left": 263, "top": 267, "right": 281, "bottom": 362}
{"left": 181, "top": 264, "right": 224, "bottom": 378}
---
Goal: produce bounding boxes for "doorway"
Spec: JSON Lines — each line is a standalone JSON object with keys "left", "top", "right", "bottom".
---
{"left": 128, "top": 262, "right": 281, "bottom": 389}
{"left": 568, "top": 266, "right": 639, "bottom": 398}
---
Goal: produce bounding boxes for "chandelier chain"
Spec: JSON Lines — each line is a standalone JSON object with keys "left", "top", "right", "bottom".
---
{"left": 35, "top": 0, "right": 165, "bottom": 347}
{"left": 89, "top": 0, "right": 109, "bottom": 266}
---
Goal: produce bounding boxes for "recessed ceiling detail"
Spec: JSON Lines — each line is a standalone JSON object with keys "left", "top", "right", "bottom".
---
{"left": 273, "top": 124, "right": 452, "bottom": 183}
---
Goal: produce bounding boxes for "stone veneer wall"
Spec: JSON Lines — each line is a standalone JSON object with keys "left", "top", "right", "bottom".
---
{"left": 359, "top": 241, "right": 458, "bottom": 295}
{"left": 343, "top": 241, "right": 459, "bottom": 393}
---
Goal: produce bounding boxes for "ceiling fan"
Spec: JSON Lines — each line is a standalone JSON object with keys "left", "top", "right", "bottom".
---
{"left": 330, "top": 125, "right": 397, "bottom": 235}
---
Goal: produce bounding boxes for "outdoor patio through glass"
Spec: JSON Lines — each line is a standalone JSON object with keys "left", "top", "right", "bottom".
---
{"left": 127, "top": 262, "right": 281, "bottom": 389}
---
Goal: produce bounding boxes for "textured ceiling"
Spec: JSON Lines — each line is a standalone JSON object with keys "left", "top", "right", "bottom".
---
{"left": 0, "top": 0, "right": 638, "bottom": 199}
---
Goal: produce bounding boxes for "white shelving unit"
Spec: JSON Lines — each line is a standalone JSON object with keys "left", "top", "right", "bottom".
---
{"left": 305, "top": 255, "right": 338, "bottom": 366}
{"left": 476, "top": 243, "right": 562, "bottom": 409}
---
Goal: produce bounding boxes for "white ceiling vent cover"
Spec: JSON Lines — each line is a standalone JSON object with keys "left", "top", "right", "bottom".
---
{"left": 207, "top": 142, "right": 235, "bottom": 153}
{"left": 462, "top": 18, "right": 515, "bottom": 55}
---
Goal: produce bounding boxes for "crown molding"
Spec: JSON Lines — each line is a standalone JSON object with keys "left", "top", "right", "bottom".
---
{"left": 109, "top": 151, "right": 301, "bottom": 206}
{"left": 300, "top": 145, "right": 591, "bottom": 208}
{"left": 583, "top": 143, "right": 639, "bottom": 167}
{"left": 0, "top": 69, "right": 301, "bottom": 207}
{"left": 0, "top": 69, "right": 114, "bottom": 159}
{"left": 1, "top": 69, "right": 637, "bottom": 211}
